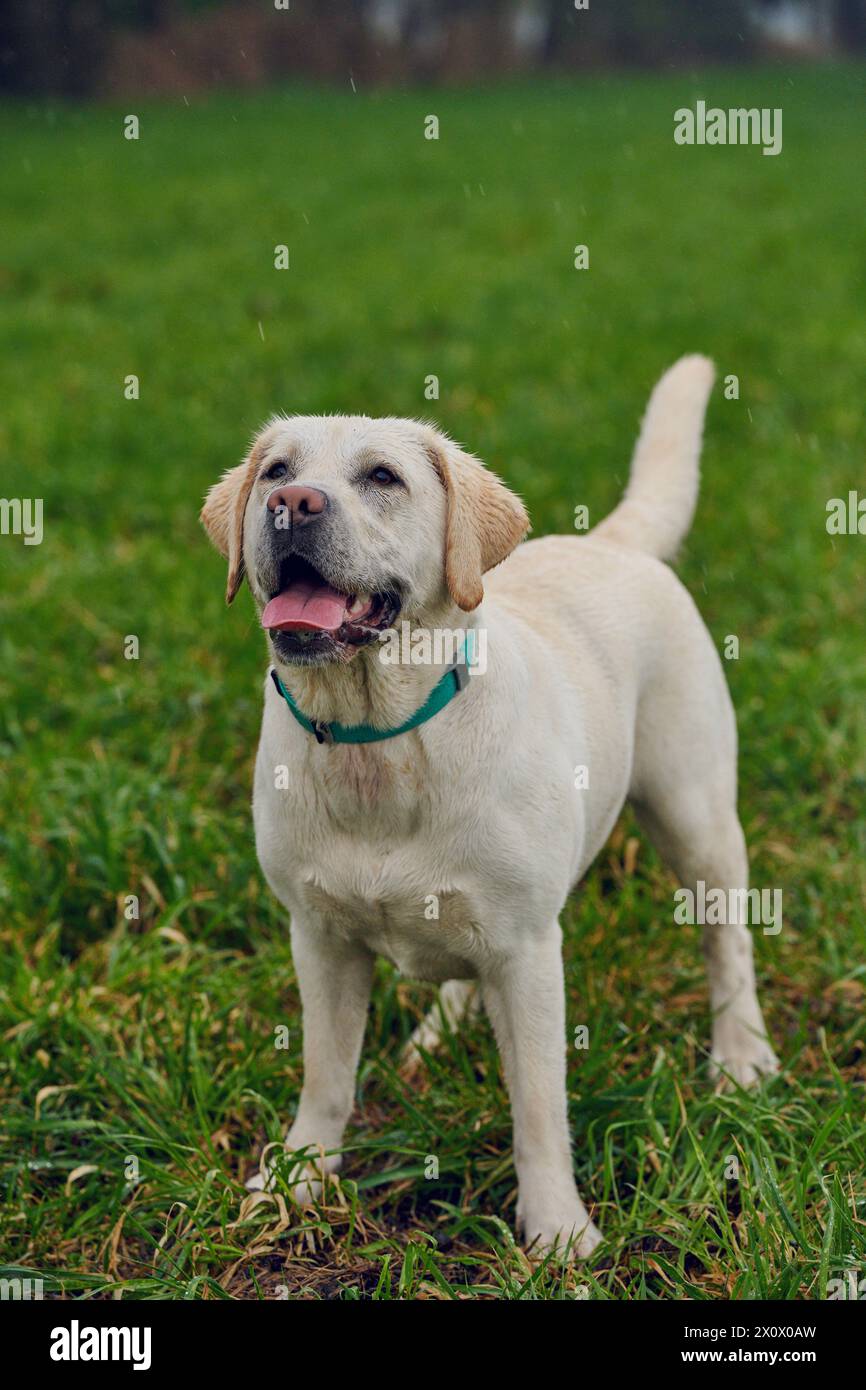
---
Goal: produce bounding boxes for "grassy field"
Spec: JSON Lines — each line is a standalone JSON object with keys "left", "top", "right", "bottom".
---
{"left": 1, "top": 64, "right": 865, "bottom": 1301}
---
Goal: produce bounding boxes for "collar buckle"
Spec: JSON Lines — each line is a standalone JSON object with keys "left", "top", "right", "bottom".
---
{"left": 311, "top": 719, "right": 334, "bottom": 745}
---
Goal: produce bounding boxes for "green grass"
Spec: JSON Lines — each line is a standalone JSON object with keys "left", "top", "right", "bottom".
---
{"left": 1, "top": 64, "right": 866, "bottom": 1300}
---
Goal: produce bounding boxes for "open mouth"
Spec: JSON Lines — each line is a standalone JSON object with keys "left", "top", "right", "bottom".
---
{"left": 261, "top": 555, "right": 400, "bottom": 662}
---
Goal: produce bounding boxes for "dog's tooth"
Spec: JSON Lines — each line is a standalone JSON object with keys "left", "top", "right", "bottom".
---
{"left": 348, "top": 593, "right": 370, "bottom": 616}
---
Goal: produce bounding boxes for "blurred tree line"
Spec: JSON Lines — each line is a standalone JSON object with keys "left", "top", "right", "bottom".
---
{"left": 1, "top": 0, "right": 864, "bottom": 98}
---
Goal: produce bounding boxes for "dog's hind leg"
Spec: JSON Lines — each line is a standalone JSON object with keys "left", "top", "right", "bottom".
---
{"left": 400, "top": 980, "right": 481, "bottom": 1078}
{"left": 630, "top": 643, "right": 778, "bottom": 1088}
{"left": 635, "top": 796, "right": 778, "bottom": 1087}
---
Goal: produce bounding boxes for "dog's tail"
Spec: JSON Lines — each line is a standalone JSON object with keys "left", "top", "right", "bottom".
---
{"left": 592, "top": 354, "right": 715, "bottom": 562}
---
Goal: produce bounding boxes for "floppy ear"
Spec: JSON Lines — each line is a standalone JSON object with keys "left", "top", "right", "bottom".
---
{"left": 200, "top": 441, "right": 265, "bottom": 604}
{"left": 426, "top": 435, "right": 529, "bottom": 611}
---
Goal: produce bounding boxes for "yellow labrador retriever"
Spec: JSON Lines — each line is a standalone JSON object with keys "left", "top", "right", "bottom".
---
{"left": 201, "top": 356, "right": 777, "bottom": 1258}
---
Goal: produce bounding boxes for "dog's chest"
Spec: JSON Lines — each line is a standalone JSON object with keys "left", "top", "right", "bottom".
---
{"left": 255, "top": 738, "right": 491, "bottom": 981}
{"left": 301, "top": 876, "right": 485, "bottom": 981}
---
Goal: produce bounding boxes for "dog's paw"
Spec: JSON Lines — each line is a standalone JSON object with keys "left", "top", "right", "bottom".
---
{"left": 710, "top": 1030, "right": 779, "bottom": 1090}
{"left": 245, "top": 1163, "right": 318, "bottom": 1199}
{"left": 397, "top": 1040, "right": 430, "bottom": 1086}
{"left": 399, "top": 1011, "right": 448, "bottom": 1083}
{"left": 518, "top": 1194, "right": 602, "bottom": 1262}
{"left": 245, "top": 1142, "right": 340, "bottom": 1203}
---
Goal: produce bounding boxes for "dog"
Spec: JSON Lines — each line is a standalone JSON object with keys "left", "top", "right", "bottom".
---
{"left": 200, "top": 355, "right": 778, "bottom": 1258}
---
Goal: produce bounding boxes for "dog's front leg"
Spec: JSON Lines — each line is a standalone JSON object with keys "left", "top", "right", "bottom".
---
{"left": 481, "top": 923, "right": 601, "bottom": 1259}
{"left": 248, "top": 917, "right": 374, "bottom": 1200}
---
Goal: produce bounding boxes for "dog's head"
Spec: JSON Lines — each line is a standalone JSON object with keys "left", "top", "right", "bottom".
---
{"left": 200, "top": 415, "right": 528, "bottom": 665}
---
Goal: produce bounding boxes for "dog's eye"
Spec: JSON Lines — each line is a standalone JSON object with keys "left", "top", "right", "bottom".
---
{"left": 368, "top": 465, "right": 397, "bottom": 486}
{"left": 265, "top": 461, "right": 288, "bottom": 481}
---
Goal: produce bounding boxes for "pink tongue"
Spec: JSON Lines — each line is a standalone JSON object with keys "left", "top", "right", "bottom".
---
{"left": 261, "top": 579, "right": 349, "bottom": 633}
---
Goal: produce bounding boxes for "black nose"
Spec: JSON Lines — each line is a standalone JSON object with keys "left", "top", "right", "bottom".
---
{"left": 266, "top": 484, "right": 329, "bottom": 524}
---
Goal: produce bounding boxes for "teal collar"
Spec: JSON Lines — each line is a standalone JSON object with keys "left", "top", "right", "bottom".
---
{"left": 269, "top": 646, "right": 470, "bottom": 745}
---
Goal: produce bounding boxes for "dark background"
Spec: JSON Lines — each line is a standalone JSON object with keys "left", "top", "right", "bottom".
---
{"left": 2, "top": 0, "right": 865, "bottom": 98}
